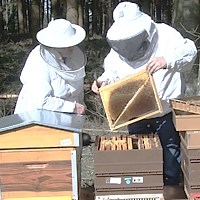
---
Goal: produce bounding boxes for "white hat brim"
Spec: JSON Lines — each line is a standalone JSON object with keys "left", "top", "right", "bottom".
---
{"left": 36, "top": 24, "right": 86, "bottom": 48}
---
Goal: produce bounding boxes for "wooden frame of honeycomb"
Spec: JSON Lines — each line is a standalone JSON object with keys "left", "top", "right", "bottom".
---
{"left": 99, "top": 69, "right": 162, "bottom": 130}
{"left": 98, "top": 135, "right": 160, "bottom": 151}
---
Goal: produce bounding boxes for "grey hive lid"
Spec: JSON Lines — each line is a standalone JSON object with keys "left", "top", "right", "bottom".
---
{"left": 0, "top": 109, "right": 85, "bottom": 133}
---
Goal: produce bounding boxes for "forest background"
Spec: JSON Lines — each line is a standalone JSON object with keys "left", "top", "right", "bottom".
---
{"left": 0, "top": 0, "right": 200, "bottom": 120}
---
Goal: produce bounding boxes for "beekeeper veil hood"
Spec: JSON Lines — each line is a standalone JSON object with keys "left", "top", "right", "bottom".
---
{"left": 106, "top": 2, "right": 158, "bottom": 61}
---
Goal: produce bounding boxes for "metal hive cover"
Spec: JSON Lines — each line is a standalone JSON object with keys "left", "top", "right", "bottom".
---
{"left": 0, "top": 109, "right": 85, "bottom": 133}
{"left": 99, "top": 69, "right": 162, "bottom": 130}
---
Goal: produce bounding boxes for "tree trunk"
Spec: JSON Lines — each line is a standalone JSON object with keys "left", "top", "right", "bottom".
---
{"left": 78, "top": 1, "right": 83, "bottom": 27}
{"left": 172, "top": 0, "right": 200, "bottom": 40}
{"left": 92, "top": 0, "right": 98, "bottom": 37}
{"left": 140, "top": 0, "right": 152, "bottom": 16}
{"left": 0, "top": 0, "right": 3, "bottom": 40}
{"left": 65, "top": 0, "right": 78, "bottom": 24}
{"left": 29, "top": 0, "right": 42, "bottom": 45}
{"left": 172, "top": 0, "right": 200, "bottom": 95}
{"left": 17, "top": 0, "right": 24, "bottom": 33}
{"left": 51, "top": 0, "right": 64, "bottom": 19}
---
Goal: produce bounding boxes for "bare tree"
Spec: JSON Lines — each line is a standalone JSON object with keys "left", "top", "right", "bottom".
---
{"left": 172, "top": 0, "right": 200, "bottom": 40}
{"left": 172, "top": 0, "right": 200, "bottom": 95}
{"left": 17, "top": 0, "right": 25, "bottom": 33}
{"left": 0, "top": 0, "right": 3, "bottom": 39}
{"left": 66, "top": 0, "right": 78, "bottom": 24}
{"left": 51, "top": 0, "right": 65, "bottom": 19}
{"left": 29, "top": 0, "right": 42, "bottom": 45}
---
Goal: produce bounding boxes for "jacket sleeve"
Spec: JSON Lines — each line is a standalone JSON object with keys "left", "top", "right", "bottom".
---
{"left": 98, "top": 49, "right": 121, "bottom": 84}
{"left": 159, "top": 24, "right": 197, "bottom": 72}
{"left": 19, "top": 51, "right": 76, "bottom": 113}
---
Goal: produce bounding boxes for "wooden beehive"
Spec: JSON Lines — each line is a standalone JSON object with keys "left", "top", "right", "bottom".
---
{"left": 0, "top": 109, "right": 85, "bottom": 200}
{"left": 170, "top": 96, "right": 200, "bottom": 131}
{"left": 170, "top": 97, "right": 200, "bottom": 198}
{"left": 99, "top": 69, "right": 162, "bottom": 131}
{"left": 94, "top": 134, "right": 163, "bottom": 197}
{"left": 170, "top": 96, "right": 200, "bottom": 114}
{"left": 180, "top": 132, "right": 200, "bottom": 198}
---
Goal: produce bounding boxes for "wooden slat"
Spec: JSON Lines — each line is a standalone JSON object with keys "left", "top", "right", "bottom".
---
{"left": 0, "top": 125, "right": 78, "bottom": 149}
{"left": 116, "top": 136, "right": 121, "bottom": 150}
{"left": 154, "top": 136, "right": 159, "bottom": 149}
{"left": 99, "top": 136, "right": 105, "bottom": 151}
{"left": 111, "top": 137, "right": 116, "bottom": 150}
{"left": 128, "top": 137, "right": 133, "bottom": 150}
{"left": 3, "top": 191, "right": 72, "bottom": 199}
{"left": 122, "top": 136, "right": 127, "bottom": 150}
{"left": 143, "top": 136, "right": 150, "bottom": 149}
{"left": 0, "top": 148, "right": 73, "bottom": 163}
{"left": 0, "top": 161, "right": 73, "bottom": 195}
{"left": 138, "top": 137, "right": 144, "bottom": 149}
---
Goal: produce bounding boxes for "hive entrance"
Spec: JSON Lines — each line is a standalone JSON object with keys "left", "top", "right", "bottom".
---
{"left": 98, "top": 135, "right": 160, "bottom": 151}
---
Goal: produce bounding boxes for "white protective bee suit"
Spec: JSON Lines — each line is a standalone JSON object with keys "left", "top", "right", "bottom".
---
{"left": 14, "top": 45, "right": 86, "bottom": 114}
{"left": 97, "top": 1, "right": 197, "bottom": 186}
{"left": 14, "top": 19, "right": 87, "bottom": 114}
{"left": 98, "top": 3, "right": 197, "bottom": 117}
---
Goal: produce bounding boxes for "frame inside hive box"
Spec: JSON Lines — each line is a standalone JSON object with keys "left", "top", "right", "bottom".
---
{"left": 99, "top": 69, "right": 162, "bottom": 130}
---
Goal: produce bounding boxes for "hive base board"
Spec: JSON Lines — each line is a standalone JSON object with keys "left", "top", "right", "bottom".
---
{"left": 95, "top": 193, "right": 164, "bottom": 200}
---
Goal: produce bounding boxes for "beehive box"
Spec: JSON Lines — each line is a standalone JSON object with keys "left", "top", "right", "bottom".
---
{"left": 172, "top": 110, "right": 200, "bottom": 131}
{"left": 170, "top": 96, "right": 200, "bottom": 114}
{"left": 170, "top": 97, "right": 200, "bottom": 131}
{"left": 94, "top": 134, "right": 164, "bottom": 197}
{"left": 180, "top": 133, "right": 200, "bottom": 197}
{"left": 180, "top": 131, "right": 200, "bottom": 149}
{"left": 99, "top": 69, "right": 162, "bottom": 130}
{"left": 0, "top": 109, "right": 85, "bottom": 200}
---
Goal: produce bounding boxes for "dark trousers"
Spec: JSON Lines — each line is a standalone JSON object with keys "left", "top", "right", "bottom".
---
{"left": 128, "top": 112, "right": 181, "bottom": 185}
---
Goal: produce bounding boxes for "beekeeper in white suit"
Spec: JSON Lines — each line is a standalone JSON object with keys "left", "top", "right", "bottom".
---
{"left": 92, "top": 2, "right": 197, "bottom": 185}
{"left": 14, "top": 19, "right": 87, "bottom": 115}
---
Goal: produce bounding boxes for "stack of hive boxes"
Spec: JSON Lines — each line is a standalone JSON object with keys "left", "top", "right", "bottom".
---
{"left": 170, "top": 97, "right": 200, "bottom": 199}
{"left": 94, "top": 134, "right": 164, "bottom": 200}
{"left": 95, "top": 69, "right": 164, "bottom": 199}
